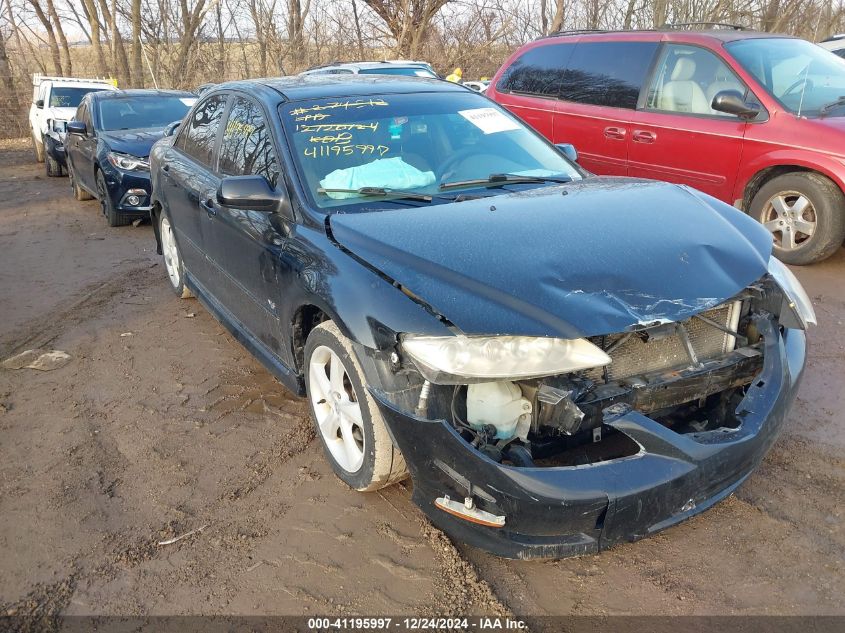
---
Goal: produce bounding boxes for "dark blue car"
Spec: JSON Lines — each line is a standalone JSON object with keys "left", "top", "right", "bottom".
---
{"left": 65, "top": 89, "right": 196, "bottom": 226}
{"left": 149, "top": 76, "right": 813, "bottom": 559}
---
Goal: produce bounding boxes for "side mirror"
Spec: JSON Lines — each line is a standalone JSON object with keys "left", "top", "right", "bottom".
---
{"left": 711, "top": 90, "right": 760, "bottom": 120}
{"left": 66, "top": 121, "right": 86, "bottom": 136}
{"left": 556, "top": 143, "right": 578, "bottom": 163}
{"left": 217, "top": 175, "right": 292, "bottom": 217}
{"left": 164, "top": 120, "right": 181, "bottom": 137}
{"left": 35, "top": 99, "right": 44, "bottom": 108}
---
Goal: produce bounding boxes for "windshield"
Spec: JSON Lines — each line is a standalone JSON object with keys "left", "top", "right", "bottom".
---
{"left": 97, "top": 96, "right": 196, "bottom": 131}
{"left": 49, "top": 86, "right": 107, "bottom": 108}
{"left": 359, "top": 67, "right": 438, "bottom": 78}
{"left": 280, "top": 92, "right": 581, "bottom": 210}
{"left": 727, "top": 38, "right": 845, "bottom": 117}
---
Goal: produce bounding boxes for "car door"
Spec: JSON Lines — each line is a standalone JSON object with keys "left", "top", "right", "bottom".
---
{"left": 73, "top": 100, "right": 99, "bottom": 191}
{"left": 627, "top": 43, "right": 751, "bottom": 201}
{"left": 207, "top": 95, "right": 290, "bottom": 358}
{"left": 552, "top": 39, "right": 659, "bottom": 176}
{"left": 160, "top": 93, "right": 228, "bottom": 285}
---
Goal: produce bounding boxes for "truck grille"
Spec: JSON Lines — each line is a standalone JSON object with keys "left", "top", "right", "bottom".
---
{"left": 585, "top": 302, "right": 740, "bottom": 383}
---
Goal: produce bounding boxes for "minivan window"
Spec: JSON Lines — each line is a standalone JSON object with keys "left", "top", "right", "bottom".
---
{"left": 179, "top": 94, "right": 227, "bottom": 168}
{"left": 646, "top": 44, "right": 747, "bottom": 116}
{"left": 219, "top": 97, "right": 280, "bottom": 187}
{"left": 727, "top": 38, "right": 845, "bottom": 117}
{"left": 496, "top": 44, "right": 573, "bottom": 97}
{"left": 560, "top": 41, "right": 658, "bottom": 109}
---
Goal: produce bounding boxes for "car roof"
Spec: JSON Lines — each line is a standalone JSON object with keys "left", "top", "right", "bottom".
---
{"left": 207, "top": 74, "right": 466, "bottom": 103}
{"left": 538, "top": 28, "right": 795, "bottom": 44}
{"left": 92, "top": 89, "right": 196, "bottom": 100}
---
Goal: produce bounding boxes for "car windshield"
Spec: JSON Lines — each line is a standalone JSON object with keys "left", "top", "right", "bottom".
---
{"left": 359, "top": 67, "right": 438, "bottom": 78}
{"left": 280, "top": 91, "right": 581, "bottom": 210}
{"left": 97, "top": 96, "right": 196, "bottom": 131}
{"left": 727, "top": 38, "right": 845, "bottom": 117}
{"left": 50, "top": 86, "right": 107, "bottom": 108}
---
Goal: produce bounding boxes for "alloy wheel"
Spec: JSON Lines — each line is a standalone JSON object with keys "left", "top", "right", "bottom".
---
{"left": 760, "top": 190, "right": 817, "bottom": 251}
{"left": 159, "top": 216, "right": 181, "bottom": 289}
{"left": 308, "top": 345, "right": 365, "bottom": 472}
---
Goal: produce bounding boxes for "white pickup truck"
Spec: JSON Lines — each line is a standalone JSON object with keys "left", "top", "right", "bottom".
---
{"left": 29, "top": 74, "right": 116, "bottom": 175}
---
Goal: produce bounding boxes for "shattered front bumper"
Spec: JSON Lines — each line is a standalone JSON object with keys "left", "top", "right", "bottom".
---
{"left": 373, "top": 317, "right": 805, "bottom": 559}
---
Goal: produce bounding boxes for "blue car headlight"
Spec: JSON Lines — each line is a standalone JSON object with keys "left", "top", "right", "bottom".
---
{"left": 768, "top": 256, "right": 816, "bottom": 328}
{"left": 107, "top": 151, "right": 150, "bottom": 172}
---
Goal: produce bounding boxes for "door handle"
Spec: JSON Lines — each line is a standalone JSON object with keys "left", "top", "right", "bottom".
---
{"left": 603, "top": 126, "right": 626, "bottom": 140}
{"left": 162, "top": 164, "right": 170, "bottom": 172}
{"left": 200, "top": 198, "right": 217, "bottom": 217}
{"left": 632, "top": 130, "right": 657, "bottom": 144}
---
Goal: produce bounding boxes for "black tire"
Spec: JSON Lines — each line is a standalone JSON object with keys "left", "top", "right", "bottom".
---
{"left": 96, "top": 170, "right": 130, "bottom": 227}
{"left": 68, "top": 162, "right": 93, "bottom": 201}
{"left": 157, "top": 208, "right": 193, "bottom": 299}
{"left": 32, "top": 133, "right": 45, "bottom": 163}
{"left": 749, "top": 172, "right": 845, "bottom": 265}
{"left": 45, "top": 142, "right": 63, "bottom": 177}
{"left": 304, "top": 321, "right": 408, "bottom": 492}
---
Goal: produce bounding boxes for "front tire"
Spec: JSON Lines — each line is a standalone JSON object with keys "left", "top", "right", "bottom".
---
{"left": 158, "top": 209, "right": 193, "bottom": 299}
{"left": 304, "top": 321, "right": 407, "bottom": 491}
{"left": 750, "top": 172, "right": 845, "bottom": 265}
{"left": 96, "top": 170, "right": 130, "bottom": 227}
{"left": 68, "top": 162, "right": 93, "bottom": 201}
{"left": 45, "top": 142, "right": 63, "bottom": 177}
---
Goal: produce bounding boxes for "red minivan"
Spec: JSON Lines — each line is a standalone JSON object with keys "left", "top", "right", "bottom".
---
{"left": 487, "top": 28, "right": 845, "bottom": 264}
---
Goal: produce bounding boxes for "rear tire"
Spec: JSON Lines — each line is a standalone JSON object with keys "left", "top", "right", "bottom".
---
{"left": 304, "top": 321, "right": 408, "bottom": 492}
{"left": 68, "top": 162, "right": 93, "bottom": 201}
{"left": 749, "top": 172, "right": 845, "bottom": 265}
{"left": 158, "top": 209, "right": 193, "bottom": 299}
{"left": 45, "top": 142, "right": 63, "bottom": 177}
{"left": 96, "top": 170, "right": 130, "bottom": 227}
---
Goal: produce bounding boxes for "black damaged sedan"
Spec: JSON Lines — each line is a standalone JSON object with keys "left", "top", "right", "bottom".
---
{"left": 149, "top": 76, "right": 814, "bottom": 559}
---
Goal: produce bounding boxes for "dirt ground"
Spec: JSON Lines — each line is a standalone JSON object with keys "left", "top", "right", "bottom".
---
{"left": 0, "top": 138, "right": 843, "bottom": 622}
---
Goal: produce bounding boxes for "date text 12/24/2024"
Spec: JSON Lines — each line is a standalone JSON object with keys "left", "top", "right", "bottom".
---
{"left": 307, "top": 617, "right": 528, "bottom": 631}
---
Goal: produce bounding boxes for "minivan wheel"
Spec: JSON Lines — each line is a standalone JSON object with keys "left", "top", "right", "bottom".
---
{"left": 68, "top": 162, "right": 93, "bottom": 201}
{"left": 159, "top": 210, "right": 193, "bottom": 299}
{"left": 304, "top": 321, "right": 407, "bottom": 491}
{"left": 750, "top": 172, "right": 845, "bottom": 265}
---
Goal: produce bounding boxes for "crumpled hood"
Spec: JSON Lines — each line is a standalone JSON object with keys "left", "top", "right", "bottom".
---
{"left": 100, "top": 129, "right": 165, "bottom": 158}
{"left": 44, "top": 106, "right": 77, "bottom": 123}
{"left": 329, "top": 178, "right": 773, "bottom": 338}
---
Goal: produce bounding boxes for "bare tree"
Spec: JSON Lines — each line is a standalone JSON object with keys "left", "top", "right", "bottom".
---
{"left": 362, "top": 0, "right": 453, "bottom": 57}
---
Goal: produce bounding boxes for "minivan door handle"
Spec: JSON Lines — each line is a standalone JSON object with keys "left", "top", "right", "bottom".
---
{"left": 632, "top": 130, "right": 657, "bottom": 144}
{"left": 603, "top": 126, "right": 626, "bottom": 140}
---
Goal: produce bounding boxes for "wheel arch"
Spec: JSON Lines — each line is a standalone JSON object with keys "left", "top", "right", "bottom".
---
{"left": 738, "top": 156, "right": 845, "bottom": 213}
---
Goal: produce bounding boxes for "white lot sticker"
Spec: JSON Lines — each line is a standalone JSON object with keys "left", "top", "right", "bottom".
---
{"left": 458, "top": 107, "right": 521, "bottom": 134}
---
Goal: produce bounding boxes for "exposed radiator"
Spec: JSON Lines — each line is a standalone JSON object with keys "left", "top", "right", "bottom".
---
{"left": 586, "top": 301, "right": 741, "bottom": 382}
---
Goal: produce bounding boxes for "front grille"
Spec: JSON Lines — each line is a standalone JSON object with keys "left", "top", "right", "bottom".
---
{"left": 585, "top": 302, "right": 739, "bottom": 383}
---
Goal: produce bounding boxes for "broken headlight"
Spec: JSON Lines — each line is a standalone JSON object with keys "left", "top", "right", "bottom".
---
{"left": 401, "top": 334, "right": 611, "bottom": 384}
{"left": 107, "top": 151, "right": 150, "bottom": 172}
{"left": 768, "top": 256, "right": 816, "bottom": 328}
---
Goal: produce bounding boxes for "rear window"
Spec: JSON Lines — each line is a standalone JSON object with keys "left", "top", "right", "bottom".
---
{"left": 359, "top": 66, "right": 437, "bottom": 78}
{"left": 497, "top": 40, "right": 658, "bottom": 109}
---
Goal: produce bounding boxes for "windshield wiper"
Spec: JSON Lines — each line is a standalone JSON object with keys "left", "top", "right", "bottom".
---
{"left": 439, "top": 173, "right": 571, "bottom": 190}
{"left": 317, "top": 186, "right": 433, "bottom": 202}
{"left": 819, "top": 96, "right": 845, "bottom": 117}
